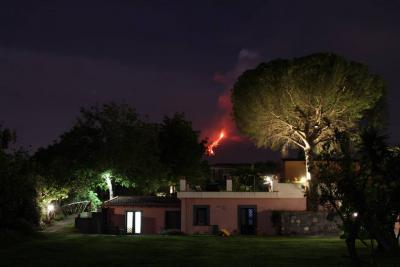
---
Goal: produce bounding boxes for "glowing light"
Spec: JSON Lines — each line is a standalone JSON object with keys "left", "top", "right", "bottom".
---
{"left": 47, "top": 204, "right": 55, "bottom": 213}
{"left": 127, "top": 212, "right": 134, "bottom": 234}
{"left": 134, "top": 211, "right": 142, "bottom": 234}
{"left": 263, "top": 175, "right": 274, "bottom": 191}
{"left": 352, "top": 212, "right": 358, "bottom": 218}
{"left": 126, "top": 211, "right": 142, "bottom": 234}
{"left": 207, "top": 130, "right": 225, "bottom": 156}
{"left": 299, "top": 176, "right": 309, "bottom": 184}
{"left": 263, "top": 175, "right": 273, "bottom": 184}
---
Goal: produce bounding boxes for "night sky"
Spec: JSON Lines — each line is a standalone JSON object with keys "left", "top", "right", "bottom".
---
{"left": 1, "top": 0, "right": 399, "bottom": 163}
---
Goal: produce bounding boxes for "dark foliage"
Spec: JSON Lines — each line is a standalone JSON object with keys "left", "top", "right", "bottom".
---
{"left": 0, "top": 126, "right": 39, "bottom": 233}
{"left": 159, "top": 112, "right": 209, "bottom": 184}
{"left": 34, "top": 103, "right": 209, "bottom": 200}
{"left": 318, "top": 129, "right": 400, "bottom": 265}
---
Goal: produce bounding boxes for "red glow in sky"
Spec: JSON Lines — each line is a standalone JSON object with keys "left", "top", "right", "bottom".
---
{"left": 206, "top": 129, "right": 225, "bottom": 156}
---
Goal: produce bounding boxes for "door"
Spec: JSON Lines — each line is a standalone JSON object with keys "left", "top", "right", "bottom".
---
{"left": 126, "top": 211, "right": 142, "bottom": 234}
{"left": 165, "top": 211, "right": 181, "bottom": 230}
{"left": 238, "top": 206, "right": 257, "bottom": 235}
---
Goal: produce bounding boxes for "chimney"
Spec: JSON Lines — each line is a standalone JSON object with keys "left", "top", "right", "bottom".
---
{"left": 226, "top": 177, "right": 232, "bottom": 192}
{"left": 180, "top": 178, "right": 187, "bottom": 192}
{"left": 272, "top": 176, "right": 279, "bottom": 192}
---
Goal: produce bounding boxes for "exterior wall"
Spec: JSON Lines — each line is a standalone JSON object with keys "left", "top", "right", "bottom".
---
{"left": 283, "top": 160, "right": 306, "bottom": 182}
{"left": 279, "top": 211, "right": 341, "bottom": 236}
{"left": 180, "top": 198, "right": 306, "bottom": 235}
{"left": 106, "top": 206, "right": 180, "bottom": 234}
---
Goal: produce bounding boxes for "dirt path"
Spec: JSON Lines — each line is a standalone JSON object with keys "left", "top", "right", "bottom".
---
{"left": 42, "top": 215, "right": 76, "bottom": 233}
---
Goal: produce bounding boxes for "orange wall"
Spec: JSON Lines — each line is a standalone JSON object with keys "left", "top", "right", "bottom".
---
{"left": 283, "top": 161, "right": 306, "bottom": 182}
{"left": 181, "top": 198, "right": 306, "bottom": 235}
{"left": 107, "top": 206, "right": 180, "bottom": 234}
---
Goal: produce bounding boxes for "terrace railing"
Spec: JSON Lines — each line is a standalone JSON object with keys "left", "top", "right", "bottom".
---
{"left": 61, "top": 201, "right": 90, "bottom": 216}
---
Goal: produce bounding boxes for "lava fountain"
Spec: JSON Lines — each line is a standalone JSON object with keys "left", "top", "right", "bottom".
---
{"left": 206, "top": 130, "right": 226, "bottom": 156}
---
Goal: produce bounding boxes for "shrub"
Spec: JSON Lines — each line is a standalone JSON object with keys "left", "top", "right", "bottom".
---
{"left": 13, "top": 219, "right": 36, "bottom": 235}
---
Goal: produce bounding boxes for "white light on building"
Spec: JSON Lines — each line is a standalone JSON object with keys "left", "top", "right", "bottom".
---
{"left": 127, "top": 212, "right": 134, "bottom": 234}
{"left": 47, "top": 204, "right": 55, "bottom": 213}
{"left": 169, "top": 185, "right": 176, "bottom": 194}
{"left": 134, "top": 211, "right": 142, "bottom": 234}
{"left": 263, "top": 175, "right": 274, "bottom": 191}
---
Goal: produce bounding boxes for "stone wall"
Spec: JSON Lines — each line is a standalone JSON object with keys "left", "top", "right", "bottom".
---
{"left": 273, "top": 211, "right": 341, "bottom": 236}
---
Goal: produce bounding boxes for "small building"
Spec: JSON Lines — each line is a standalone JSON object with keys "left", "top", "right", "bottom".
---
{"left": 103, "top": 196, "right": 181, "bottom": 234}
{"left": 178, "top": 178, "right": 306, "bottom": 235}
{"left": 80, "top": 160, "right": 310, "bottom": 235}
{"left": 79, "top": 160, "right": 378, "bottom": 236}
{"left": 99, "top": 177, "right": 306, "bottom": 235}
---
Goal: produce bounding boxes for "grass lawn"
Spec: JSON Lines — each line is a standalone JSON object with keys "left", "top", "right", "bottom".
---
{"left": 0, "top": 233, "right": 398, "bottom": 267}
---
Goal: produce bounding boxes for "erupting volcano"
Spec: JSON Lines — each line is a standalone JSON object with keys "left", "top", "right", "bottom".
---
{"left": 202, "top": 49, "right": 260, "bottom": 157}
{"left": 206, "top": 130, "right": 225, "bottom": 156}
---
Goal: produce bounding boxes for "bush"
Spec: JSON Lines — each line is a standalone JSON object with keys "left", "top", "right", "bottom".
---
{"left": 0, "top": 229, "right": 24, "bottom": 246}
{"left": 0, "top": 154, "right": 40, "bottom": 232}
{"left": 13, "top": 219, "right": 36, "bottom": 235}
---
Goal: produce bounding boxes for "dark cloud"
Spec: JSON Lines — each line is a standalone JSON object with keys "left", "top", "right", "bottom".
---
{"left": 0, "top": 0, "right": 399, "bottom": 161}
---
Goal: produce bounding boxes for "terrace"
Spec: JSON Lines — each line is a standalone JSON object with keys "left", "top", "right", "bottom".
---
{"left": 177, "top": 178, "right": 305, "bottom": 199}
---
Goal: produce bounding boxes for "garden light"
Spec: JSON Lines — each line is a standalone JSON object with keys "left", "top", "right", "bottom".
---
{"left": 47, "top": 203, "right": 55, "bottom": 213}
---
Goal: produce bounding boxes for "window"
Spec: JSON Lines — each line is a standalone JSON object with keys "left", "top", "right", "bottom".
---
{"left": 134, "top": 211, "right": 141, "bottom": 234}
{"left": 126, "top": 211, "right": 142, "bottom": 234}
{"left": 193, "top": 205, "right": 210, "bottom": 226}
{"left": 126, "top": 211, "right": 134, "bottom": 234}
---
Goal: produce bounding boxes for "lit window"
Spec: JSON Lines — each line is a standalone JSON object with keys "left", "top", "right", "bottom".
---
{"left": 126, "top": 211, "right": 142, "bottom": 234}
{"left": 134, "top": 211, "right": 141, "bottom": 234}
{"left": 126, "top": 212, "right": 134, "bottom": 234}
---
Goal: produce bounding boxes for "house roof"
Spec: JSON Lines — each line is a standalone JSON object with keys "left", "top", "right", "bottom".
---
{"left": 103, "top": 196, "right": 180, "bottom": 207}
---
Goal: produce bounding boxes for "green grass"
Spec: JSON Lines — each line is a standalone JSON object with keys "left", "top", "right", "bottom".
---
{"left": 0, "top": 233, "right": 398, "bottom": 267}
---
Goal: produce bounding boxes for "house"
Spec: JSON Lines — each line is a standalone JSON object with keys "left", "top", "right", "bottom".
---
{"left": 101, "top": 161, "right": 307, "bottom": 235}
{"left": 103, "top": 196, "right": 180, "bottom": 234}
{"left": 178, "top": 178, "right": 306, "bottom": 235}
{"left": 82, "top": 159, "right": 396, "bottom": 236}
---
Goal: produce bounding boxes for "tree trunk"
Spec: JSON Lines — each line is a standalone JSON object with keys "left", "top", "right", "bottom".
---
{"left": 346, "top": 236, "right": 361, "bottom": 267}
{"left": 305, "top": 147, "right": 319, "bottom": 211}
{"left": 105, "top": 175, "right": 114, "bottom": 200}
{"left": 304, "top": 148, "right": 312, "bottom": 181}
